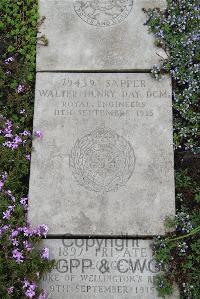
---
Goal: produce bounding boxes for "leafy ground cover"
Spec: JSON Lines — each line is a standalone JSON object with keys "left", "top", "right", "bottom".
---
{"left": 0, "top": 0, "right": 199, "bottom": 298}
{"left": 0, "top": 1, "right": 54, "bottom": 298}
{"left": 145, "top": 0, "right": 200, "bottom": 298}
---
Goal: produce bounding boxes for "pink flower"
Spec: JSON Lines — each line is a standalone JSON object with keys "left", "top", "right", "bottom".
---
{"left": 20, "top": 130, "right": 31, "bottom": 136}
{"left": 5, "top": 132, "right": 13, "bottom": 138}
{"left": 4, "top": 57, "right": 14, "bottom": 64}
{"left": 5, "top": 57, "right": 14, "bottom": 64}
{"left": 14, "top": 136, "right": 22, "bottom": 143}
{"left": 12, "top": 239, "right": 19, "bottom": 246}
{"left": 37, "top": 224, "right": 48, "bottom": 237}
{"left": 38, "top": 290, "right": 48, "bottom": 299}
{"left": 23, "top": 279, "right": 30, "bottom": 289}
{"left": 3, "top": 134, "right": 23, "bottom": 150}
{"left": 26, "top": 154, "right": 31, "bottom": 161}
{"left": 3, "top": 206, "right": 15, "bottom": 220}
{"left": 34, "top": 130, "right": 43, "bottom": 139}
{"left": 12, "top": 249, "right": 24, "bottom": 263}
{"left": 23, "top": 240, "right": 33, "bottom": 252}
{"left": 0, "top": 173, "right": 7, "bottom": 190}
{"left": 5, "top": 190, "right": 15, "bottom": 201}
{"left": 17, "top": 84, "right": 25, "bottom": 94}
{"left": 25, "top": 289, "right": 36, "bottom": 299}
{"left": 23, "top": 280, "right": 36, "bottom": 299}
{"left": 20, "top": 197, "right": 28, "bottom": 210}
{"left": 11, "top": 229, "right": 19, "bottom": 238}
{"left": 0, "top": 225, "right": 9, "bottom": 236}
{"left": 3, "top": 141, "right": 12, "bottom": 148}
{"left": 0, "top": 181, "right": 4, "bottom": 190}
{"left": 29, "top": 283, "right": 36, "bottom": 291}
{"left": 41, "top": 247, "right": 49, "bottom": 260}
{"left": 2, "top": 172, "right": 8, "bottom": 181}
{"left": 3, "top": 210, "right": 11, "bottom": 220}
{"left": 22, "top": 227, "right": 32, "bottom": 237}
{"left": 7, "top": 286, "right": 14, "bottom": 295}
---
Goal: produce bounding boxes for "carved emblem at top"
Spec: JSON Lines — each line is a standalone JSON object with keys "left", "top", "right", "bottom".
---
{"left": 73, "top": 0, "right": 134, "bottom": 27}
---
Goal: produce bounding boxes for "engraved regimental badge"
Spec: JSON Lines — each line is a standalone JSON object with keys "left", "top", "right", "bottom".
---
{"left": 73, "top": 0, "right": 134, "bottom": 27}
{"left": 69, "top": 127, "right": 135, "bottom": 193}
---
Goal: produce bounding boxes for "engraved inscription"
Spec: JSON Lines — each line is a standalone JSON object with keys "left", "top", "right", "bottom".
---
{"left": 37, "top": 77, "right": 171, "bottom": 119}
{"left": 69, "top": 127, "right": 135, "bottom": 192}
{"left": 30, "top": 73, "right": 174, "bottom": 236}
{"left": 41, "top": 239, "right": 162, "bottom": 298}
{"left": 73, "top": 0, "right": 134, "bottom": 27}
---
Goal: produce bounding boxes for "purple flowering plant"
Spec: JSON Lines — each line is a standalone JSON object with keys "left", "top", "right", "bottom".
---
{"left": 0, "top": 173, "right": 54, "bottom": 298}
{"left": 0, "top": 0, "right": 54, "bottom": 298}
{"left": 145, "top": 0, "right": 200, "bottom": 154}
{"left": 145, "top": 0, "right": 200, "bottom": 298}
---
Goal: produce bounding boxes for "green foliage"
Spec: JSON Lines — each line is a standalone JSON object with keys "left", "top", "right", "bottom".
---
{"left": 145, "top": 0, "right": 200, "bottom": 298}
{"left": 155, "top": 275, "right": 173, "bottom": 298}
{"left": 145, "top": 0, "right": 200, "bottom": 154}
{"left": 0, "top": 0, "right": 54, "bottom": 298}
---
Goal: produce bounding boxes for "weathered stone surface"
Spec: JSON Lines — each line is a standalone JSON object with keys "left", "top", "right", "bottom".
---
{"left": 40, "top": 239, "right": 179, "bottom": 299}
{"left": 37, "top": 0, "right": 167, "bottom": 71}
{"left": 28, "top": 72, "right": 175, "bottom": 235}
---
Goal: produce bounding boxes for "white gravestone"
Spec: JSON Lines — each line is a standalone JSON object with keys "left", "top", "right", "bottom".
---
{"left": 28, "top": 73, "right": 175, "bottom": 235}
{"left": 40, "top": 239, "right": 179, "bottom": 299}
{"left": 36, "top": 0, "right": 167, "bottom": 71}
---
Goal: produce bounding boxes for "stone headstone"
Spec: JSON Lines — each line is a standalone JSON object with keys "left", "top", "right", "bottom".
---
{"left": 29, "top": 0, "right": 178, "bottom": 297}
{"left": 40, "top": 239, "right": 179, "bottom": 298}
{"left": 37, "top": 0, "right": 167, "bottom": 71}
{"left": 28, "top": 73, "right": 175, "bottom": 235}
